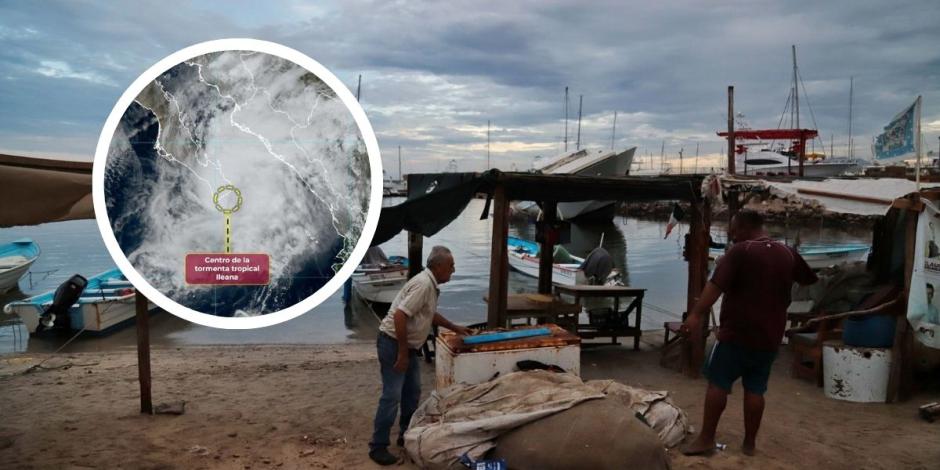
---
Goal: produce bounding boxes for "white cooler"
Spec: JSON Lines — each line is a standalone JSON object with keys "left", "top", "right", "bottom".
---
{"left": 435, "top": 324, "right": 581, "bottom": 389}
{"left": 822, "top": 339, "right": 892, "bottom": 403}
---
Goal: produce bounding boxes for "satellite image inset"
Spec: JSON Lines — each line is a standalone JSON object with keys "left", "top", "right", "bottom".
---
{"left": 104, "top": 50, "right": 371, "bottom": 316}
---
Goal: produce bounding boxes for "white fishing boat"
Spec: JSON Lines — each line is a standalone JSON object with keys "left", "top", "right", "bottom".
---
{"left": 351, "top": 247, "right": 409, "bottom": 304}
{"left": 737, "top": 144, "right": 862, "bottom": 178}
{"left": 507, "top": 236, "right": 619, "bottom": 286}
{"left": 0, "top": 238, "right": 40, "bottom": 293}
{"left": 3, "top": 268, "right": 155, "bottom": 334}
{"left": 709, "top": 242, "right": 870, "bottom": 270}
{"left": 516, "top": 147, "right": 636, "bottom": 221}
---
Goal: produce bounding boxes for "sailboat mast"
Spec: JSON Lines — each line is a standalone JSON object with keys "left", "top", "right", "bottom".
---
{"left": 848, "top": 76, "right": 854, "bottom": 159}
{"left": 792, "top": 45, "right": 799, "bottom": 130}
{"left": 576, "top": 95, "right": 583, "bottom": 150}
{"left": 398, "top": 145, "right": 402, "bottom": 179}
{"left": 356, "top": 74, "right": 362, "bottom": 101}
{"left": 564, "top": 87, "right": 569, "bottom": 152}
{"left": 660, "top": 140, "right": 665, "bottom": 173}
{"left": 487, "top": 120, "right": 491, "bottom": 170}
{"left": 611, "top": 111, "right": 617, "bottom": 150}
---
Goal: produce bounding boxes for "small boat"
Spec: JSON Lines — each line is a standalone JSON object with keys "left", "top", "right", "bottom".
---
{"left": 351, "top": 247, "right": 409, "bottom": 304}
{"left": 3, "top": 268, "right": 155, "bottom": 334}
{"left": 507, "top": 236, "right": 618, "bottom": 286}
{"left": 709, "top": 242, "right": 870, "bottom": 270}
{"left": 0, "top": 238, "right": 40, "bottom": 293}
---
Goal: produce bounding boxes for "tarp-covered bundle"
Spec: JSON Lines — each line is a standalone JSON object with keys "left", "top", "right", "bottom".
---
{"left": 0, "top": 154, "right": 93, "bottom": 227}
{"left": 404, "top": 371, "right": 689, "bottom": 469}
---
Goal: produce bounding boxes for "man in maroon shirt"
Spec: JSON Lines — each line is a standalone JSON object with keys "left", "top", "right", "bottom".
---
{"left": 681, "top": 210, "right": 817, "bottom": 456}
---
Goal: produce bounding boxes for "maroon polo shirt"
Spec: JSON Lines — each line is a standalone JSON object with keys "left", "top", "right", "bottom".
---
{"left": 711, "top": 237, "right": 817, "bottom": 351}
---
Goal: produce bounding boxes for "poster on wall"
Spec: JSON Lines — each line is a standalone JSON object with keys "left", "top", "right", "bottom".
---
{"left": 907, "top": 208, "right": 940, "bottom": 349}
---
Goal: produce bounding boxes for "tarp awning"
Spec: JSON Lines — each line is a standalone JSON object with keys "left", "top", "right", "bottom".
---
{"left": 720, "top": 176, "right": 940, "bottom": 216}
{"left": 0, "top": 154, "right": 94, "bottom": 227}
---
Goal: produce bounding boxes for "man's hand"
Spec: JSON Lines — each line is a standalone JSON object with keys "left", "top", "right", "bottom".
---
{"left": 451, "top": 325, "right": 472, "bottom": 336}
{"left": 393, "top": 350, "right": 409, "bottom": 374}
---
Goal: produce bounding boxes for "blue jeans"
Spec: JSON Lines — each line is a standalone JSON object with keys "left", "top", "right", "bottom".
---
{"left": 369, "top": 333, "right": 421, "bottom": 451}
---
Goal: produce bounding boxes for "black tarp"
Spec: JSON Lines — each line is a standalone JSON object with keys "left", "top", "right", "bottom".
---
{"left": 371, "top": 170, "right": 498, "bottom": 246}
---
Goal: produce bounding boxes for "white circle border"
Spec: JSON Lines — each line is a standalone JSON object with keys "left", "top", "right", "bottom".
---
{"left": 92, "top": 39, "right": 383, "bottom": 329}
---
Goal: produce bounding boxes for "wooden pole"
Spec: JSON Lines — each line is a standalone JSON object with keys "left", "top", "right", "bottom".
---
{"left": 135, "top": 291, "right": 152, "bottom": 414}
{"left": 888, "top": 197, "right": 920, "bottom": 402}
{"left": 684, "top": 198, "right": 711, "bottom": 377}
{"left": 407, "top": 231, "right": 423, "bottom": 279}
{"left": 727, "top": 86, "right": 735, "bottom": 175}
{"left": 487, "top": 185, "right": 510, "bottom": 328}
{"left": 538, "top": 201, "right": 558, "bottom": 294}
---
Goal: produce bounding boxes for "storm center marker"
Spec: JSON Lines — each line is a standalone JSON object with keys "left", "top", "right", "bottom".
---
{"left": 213, "top": 185, "right": 243, "bottom": 253}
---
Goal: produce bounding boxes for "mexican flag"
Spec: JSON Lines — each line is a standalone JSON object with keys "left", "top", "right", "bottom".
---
{"left": 664, "top": 203, "right": 684, "bottom": 239}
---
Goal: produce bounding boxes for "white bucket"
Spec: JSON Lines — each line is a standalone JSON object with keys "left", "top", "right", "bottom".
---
{"left": 822, "top": 340, "right": 892, "bottom": 403}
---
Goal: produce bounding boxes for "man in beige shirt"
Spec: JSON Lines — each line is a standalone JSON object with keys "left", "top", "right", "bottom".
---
{"left": 369, "top": 246, "right": 470, "bottom": 466}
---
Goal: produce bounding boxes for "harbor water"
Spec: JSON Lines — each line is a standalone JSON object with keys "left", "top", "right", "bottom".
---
{"left": 0, "top": 198, "right": 870, "bottom": 354}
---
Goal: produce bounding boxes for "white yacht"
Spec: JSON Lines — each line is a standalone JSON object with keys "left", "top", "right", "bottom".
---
{"left": 737, "top": 143, "right": 862, "bottom": 178}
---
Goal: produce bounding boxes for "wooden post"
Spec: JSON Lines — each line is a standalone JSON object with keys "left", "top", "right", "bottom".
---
{"left": 487, "top": 185, "right": 510, "bottom": 328}
{"left": 135, "top": 291, "right": 152, "bottom": 414}
{"left": 538, "top": 201, "right": 557, "bottom": 294}
{"left": 726, "top": 189, "right": 740, "bottom": 243}
{"left": 888, "top": 198, "right": 920, "bottom": 402}
{"left": 407, "top": 231, "right": 423, "bottom": 279}
{"left": 727, "top": 86, "right": 735, "bottom": 175}
{"left": 683, "top": 198, "right": 711, "bottom": 377}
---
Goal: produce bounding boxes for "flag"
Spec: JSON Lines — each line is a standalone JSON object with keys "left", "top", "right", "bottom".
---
{"left": 664, "top": 203, "right": 684, "bottom": 239}
{"left": 873, "top": 97, "right": 921, "bottom": 163}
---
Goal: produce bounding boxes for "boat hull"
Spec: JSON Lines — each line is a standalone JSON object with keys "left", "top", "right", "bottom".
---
{"left": 0, "top": 258, "right": 36, "bottom": 293}
{"left": 352, "top": 269, "right": 408, "bottom": 304}
{"left": 709, "top": 244, "right": 869, "bottom": 270}
{"left": 0, "top": 238, "right": 41, "bottom": 293}
{"left": 507, "top": 251, "right": 585, "bottom": 286}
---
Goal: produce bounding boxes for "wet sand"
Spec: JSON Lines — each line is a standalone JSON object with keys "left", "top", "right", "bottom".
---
{"left": 1, "top": 335, "right": 938, "bottom": 469}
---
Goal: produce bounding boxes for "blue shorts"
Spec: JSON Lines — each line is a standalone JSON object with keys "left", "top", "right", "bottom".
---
{"left": 702, "top": 341, "right": 777, "bottom": 395}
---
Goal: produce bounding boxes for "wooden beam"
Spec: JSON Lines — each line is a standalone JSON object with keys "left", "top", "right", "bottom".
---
{"left": 407, "top": 231, "right": 423, "bottom": 279}
{"left": 888, "top": 202, "right": 918, "bottom": 402}
{"left": 487, "top": 185, "right": 510, "bottom": 328}
{"left": 891, "top": 198, "right": 925, "bottom": 212}
{"left": 683, "top": 198, "right": 711, "bottom": 377}
{"left": 727, "top": 86, "right": 735, "bottom": 175}
{"left": 135, "top": 291, "right": 152, "bottom": 415}
{"left": 538, "top": 201, "right": 557, "bottom": 294}
{"left": 797, "top": 188, "right": 894, "bottom": 205}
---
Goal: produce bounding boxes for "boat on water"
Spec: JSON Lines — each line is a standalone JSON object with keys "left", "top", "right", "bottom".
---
{"left": 515, "top": 147, "right": 636, "bottom": 221}
{"left": 3, "top": 268, "right": 155, "bottom": 334}
{"left": 351, "top": 247, "right": 409, "bottom": 304}
{"left": 709, "top": 242, "right": 870, "bottom": 270}
{"left": 507, "top": 236, "right": 619, "bottom": 286}
{"left": 736, "top": 143, "right": 862, "bottom": 178}
{"left": 0, "top": 238, "right": 40, "bottom": 293}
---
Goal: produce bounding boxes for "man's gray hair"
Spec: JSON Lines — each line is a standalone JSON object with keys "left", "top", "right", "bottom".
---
{"left": 426, "top": 245, "right": 452, "bottom": 268}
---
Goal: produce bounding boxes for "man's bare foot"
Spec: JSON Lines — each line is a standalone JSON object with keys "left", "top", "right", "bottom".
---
{"left": 742, "top": 441, "right": 756, "bottom": 456}
{"left": 681, "top": 438, "right": 716, "bottom": 456}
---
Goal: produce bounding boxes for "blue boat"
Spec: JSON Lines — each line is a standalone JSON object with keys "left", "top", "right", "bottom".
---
{"left": 3, "top": 268, "right": 155, "bottom": 334}
{"left": 0, "top": 238, "right": 40, "bottom": 293}
{"left": 709, "top": 242, "right": 870, "bottom": 269}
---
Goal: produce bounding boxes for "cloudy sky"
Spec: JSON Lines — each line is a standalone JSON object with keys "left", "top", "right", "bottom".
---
{"left": 1, "top": 0, "right": 938, "bottom": 174}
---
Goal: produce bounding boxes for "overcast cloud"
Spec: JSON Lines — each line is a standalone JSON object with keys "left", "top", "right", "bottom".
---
{"left": 1, "top": 0, "right": 938, "bottom": 173}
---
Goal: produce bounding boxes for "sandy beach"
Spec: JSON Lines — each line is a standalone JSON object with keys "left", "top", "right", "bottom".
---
{"left": 1, "top": 336, "right": 938, "bottom": 470}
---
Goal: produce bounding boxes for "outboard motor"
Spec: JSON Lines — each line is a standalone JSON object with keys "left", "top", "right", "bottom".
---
{"left": 580, "top": 247, "right": 614, "bottom": 285}
{"left": 35, "top": 274, "right": 87, "bottom": 333}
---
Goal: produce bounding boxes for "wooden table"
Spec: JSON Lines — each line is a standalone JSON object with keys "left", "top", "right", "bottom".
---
{"left": 553, "top": 284, "right": 646, "bottom": 350}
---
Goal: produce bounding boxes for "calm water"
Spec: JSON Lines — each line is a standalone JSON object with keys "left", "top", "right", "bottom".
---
{"left": 0, "top": 198, "right": 870, "bottom": 354}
